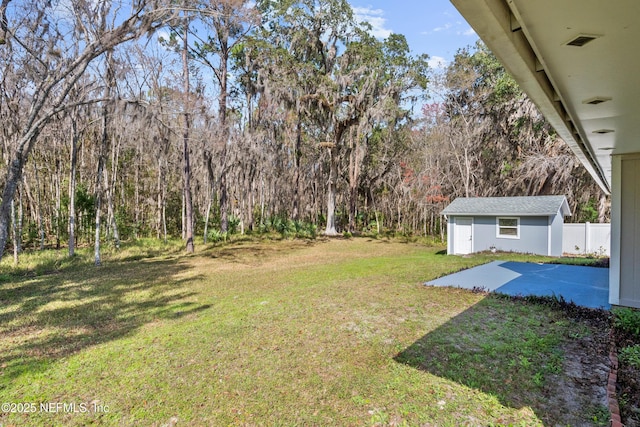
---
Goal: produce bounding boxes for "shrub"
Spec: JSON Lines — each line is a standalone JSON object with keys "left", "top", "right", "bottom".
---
{"left": 257, "top": 216, "right": 317, "bottom": 239}
{"left": 293, "top": 220, "right": 317, "bottom": 239}
{"left": 613, "top": 307, "right": 640, "bottom": 336}
{"left": 228, "top": 215, "right": 241, "bottom": 235}
{"left": 207, "top": 228, "right": 228, "bottom": 244}
{"left": 619, "top": 345, "right": 640, "bottom": 368}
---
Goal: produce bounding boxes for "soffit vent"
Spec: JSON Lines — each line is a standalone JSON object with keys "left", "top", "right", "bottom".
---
{"left": 565, "top": 34, "right": 600, "bottom": 47}
{"left": 583, "top": 96, "right": 612, "bottom": 105}
{"left": 593, "top": 129, "right": 614, "bottom": 134}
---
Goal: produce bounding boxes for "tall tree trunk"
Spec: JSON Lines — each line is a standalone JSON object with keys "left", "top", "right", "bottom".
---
{"left": 203, "top": 150, "right": 215, "bottom": 243}
{"left": 181, "top": 191, "right": 186, "bottom": 239}
{"left": 218, "top": 101, "right": 229, "bottom": 234}
{"left": 203, "top": 191, "right": 213, "bottom": 243}
{"left": 134, "top": 145, "right": 141, "bottom": 239}
{"left": 156, "top": 155, "right": 163, "bottom": 240}
{"left": 94, "top": 116, "right": 108, "bottom": 266}
{"left": 260, "top": 175, "right": 265, "bottom": 228}
{"left": 11, "top": 199, "right": 18, "bottom": 265}
{"left": 68, "top": 117, "right": 78, "bottom": 257}
{"left": 217, "top": 17, "right": 231, "bottom": 234}
{"left": 55, "top": 158, "right": 61, "bottom": 249}
{"left": 34, "top": 161, "right": 45, "bottom": 249}
{"left": 94, "top": 50, "right": 116, "bottom": 266}
{"left": 324, "top": 146, "right": 338, "bottom": 236}
{"left": 348, "top": 135, "right": 360, "bottom": 233}
{"left": 370, "top": 189, "right": 381, "bottom": 235}
{"left": 219, "top": 151, "right": 229, "bottom": 234}
{"left": 182, "top": 16, "right": 194, "bottom": 253}
{"left": 93, "top": 184, "right": 103, "bottom": 266}
{"left": 0, "top": 149, "right": 30, "bottom": 263}
{"left": 293, "top": 112, "right": 302, "bottom": 221}
{"left": 107, "top": 136, "right": 120, "bottom": 249}
{"left": 247, "top": 163, "right": 256, "bottom": 231}
{"left": 598, "top": 193, "right": 609, "bottom": 223}
{"left": 162, "top": 183, "right": 168, "bottom": 244}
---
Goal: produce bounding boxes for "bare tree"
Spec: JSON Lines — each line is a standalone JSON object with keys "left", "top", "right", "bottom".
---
{"left": 192, "top": 0, "right": 259, "bottom": 233}
{"left": 0, "top": 2, "right": 607, "bottom": 256}
{"left": 181, "top": 9, "right": 195, "bottom": 252}
{"left": 68, "top": 108, "right": 80, "bottom": 257}
{"left": 0, "top": 0, "right": 175, "bottom": 263}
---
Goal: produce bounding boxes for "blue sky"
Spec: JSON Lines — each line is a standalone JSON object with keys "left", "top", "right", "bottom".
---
{"left": 349, "top": 0, "right": 479, "bottom": 69}
{"left": 154, "top": 1, "right": 477, "bottom": 70}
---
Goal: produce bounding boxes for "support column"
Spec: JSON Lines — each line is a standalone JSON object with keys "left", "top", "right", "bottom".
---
{"left": 610, "top": 153, "right": 640, "bottom": 308}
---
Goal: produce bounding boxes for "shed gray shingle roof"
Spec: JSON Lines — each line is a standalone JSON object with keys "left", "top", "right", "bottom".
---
{"left": 441, "top": 195, "right": 571, "bottom": 216}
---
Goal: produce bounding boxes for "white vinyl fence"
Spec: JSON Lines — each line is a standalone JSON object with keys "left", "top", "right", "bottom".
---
{"left": 563, "top": 222, "right": 610, "bottom": 256}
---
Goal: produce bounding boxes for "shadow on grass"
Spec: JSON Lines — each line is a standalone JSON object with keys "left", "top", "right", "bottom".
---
{"left": 0, "top": 257, "right": 210, "bottom": 389}
{"left": 394, "top": 294, "right": 610, "bottom": 426}
{"left": 205, "top": 239, "right": 318, "bottom": 265}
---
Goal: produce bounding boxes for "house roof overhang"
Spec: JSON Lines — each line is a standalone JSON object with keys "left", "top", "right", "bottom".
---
{"left": 450, "top": 0, "right": 640, "bottom": 195}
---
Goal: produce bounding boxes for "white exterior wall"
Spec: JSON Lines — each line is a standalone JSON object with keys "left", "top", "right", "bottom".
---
{"left": 447, "top": 214, "right": 564, "bottom": 256}
{"left": 611, "top": 154, "right": 640, "bottom": 308}
{"left": 548, "top": 210, "right": 565, "bottom": 257}
{"left": 472, "top": 216, "right": 550, "bottom": 255}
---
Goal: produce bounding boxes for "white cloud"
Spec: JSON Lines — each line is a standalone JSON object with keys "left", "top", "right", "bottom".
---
{"left": 461, "top": 27, "right": 476, "bottom": 37}
{"left": 431, "top": 22, "right": 452, "bottom": 33}
{"left": 428, "top": 55, "right": 448, "bottom": 70}
{"left": 352, "top": 6, "right": 392, "bottom": 39}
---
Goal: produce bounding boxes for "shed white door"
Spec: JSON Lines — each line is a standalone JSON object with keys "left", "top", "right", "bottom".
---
{"left": 455, "top": 217, "right": 473, "bottom": 254}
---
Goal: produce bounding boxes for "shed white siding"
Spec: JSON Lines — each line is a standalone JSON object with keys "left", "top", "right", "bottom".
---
{"left": 456, "top": 215, "right": 553, "bottom": 255}
{"left": 549, "top": 208, "right": 565, "bottom": 257}
{"left": 443, "top": 196, "right": 570, "bottom": 256}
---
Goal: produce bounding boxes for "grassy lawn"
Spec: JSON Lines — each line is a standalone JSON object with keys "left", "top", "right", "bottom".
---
{"left": 0, "top": 238, "right": 610, "bottom": 426}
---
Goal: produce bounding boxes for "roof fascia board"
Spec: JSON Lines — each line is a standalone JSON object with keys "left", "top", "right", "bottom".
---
{"left": 560, "top": 198, "right": 572, "bottom": 216}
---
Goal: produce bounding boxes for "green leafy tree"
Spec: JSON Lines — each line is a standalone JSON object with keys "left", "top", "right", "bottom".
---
{"left": 193, "top": 0, "right": 259, "bottom": 234}
{"left": 252, "top": 0, "right": 428, "bottom": 235}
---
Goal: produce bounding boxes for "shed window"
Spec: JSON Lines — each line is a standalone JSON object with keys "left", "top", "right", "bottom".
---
{"left": 497, "top": 217, "right": 519, "bottom": 239}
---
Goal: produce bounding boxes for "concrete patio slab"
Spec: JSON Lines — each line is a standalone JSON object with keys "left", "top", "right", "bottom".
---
{"left": 425, "top": 261, "right": 610, "bottom": 309}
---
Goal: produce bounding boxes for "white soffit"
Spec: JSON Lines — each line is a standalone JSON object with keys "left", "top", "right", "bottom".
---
{"left": 450, "top": 0, "right": 640, "bottom": 194}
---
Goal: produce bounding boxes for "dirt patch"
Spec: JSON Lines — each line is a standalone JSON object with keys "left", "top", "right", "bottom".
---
{"left": 495, "top": 300, "right": 613, "bottom": 426}
{"left": 513, "top": 296, "right": 613, "bottom": 425}
{"left": 544, "top": 317, "right": 611, "bottom": 425}
{"left": 395, "top": 292, "right": 614, "bottom": 426}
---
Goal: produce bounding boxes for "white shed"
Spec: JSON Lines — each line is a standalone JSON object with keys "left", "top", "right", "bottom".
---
{"left": 442, "top": 195, "right": 571, "bottom": 256}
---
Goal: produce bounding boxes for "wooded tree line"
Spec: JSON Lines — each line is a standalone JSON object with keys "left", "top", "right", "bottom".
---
{"left": 0, "top": 0, "right": 607, "bottom": 262}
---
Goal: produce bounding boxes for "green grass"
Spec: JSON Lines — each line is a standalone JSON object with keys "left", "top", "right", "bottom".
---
{"left": 0, "top": 238, "right": 608, "bottom": 426}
